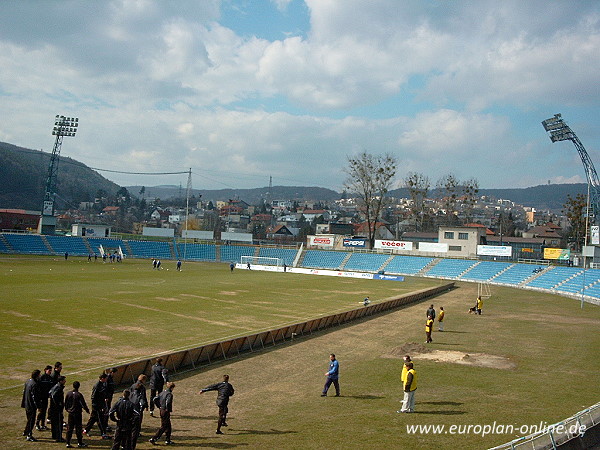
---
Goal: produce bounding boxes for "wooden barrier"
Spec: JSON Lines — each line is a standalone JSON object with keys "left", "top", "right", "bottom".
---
{"left": 111, "top": 282, "right": 454, "bottom": 386}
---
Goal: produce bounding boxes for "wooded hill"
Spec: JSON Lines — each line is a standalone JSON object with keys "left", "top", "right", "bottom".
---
{"left": 1, "top": 141, "right": 586, "bottom": 212}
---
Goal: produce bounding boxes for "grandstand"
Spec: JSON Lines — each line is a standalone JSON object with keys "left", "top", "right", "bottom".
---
{"left": 383, "top": 255, "right": 434, "bottom": 275}
{"left": 45, "top": 235, "right": 89, "bottom": 256}
{"left": 3, "top": 234, "right": 49, "bottom": 254}
{"left": 220, "top": 244, "right": 256, "bottom": 263}
{"left": 459, "top": 261, "right": 512, "bottom": 282}
{"left": 423, "top": 258, "right": 478, "bottom": 280}
{"left": 492, "top": 263, "right": 546, "bottom": 286}
{"left": 128, "top": 240, "right": 172, "bottom": 259}
{"left": 302, "top": 250, "right": 349, "bottom": 269}
{"left": 86, "top": 237, "right": 125, "bottom": 253}
{"left": 343, "top": 252, "right": 390, "bottom": 272}
{"left": 524, "top": 266, "right": 583, "bottom": 290}
{"left": 258, "top": 247, "right": 297, "bottom": 266}
{"left": 177, "top": 243, "right": 217, "bottom": 261}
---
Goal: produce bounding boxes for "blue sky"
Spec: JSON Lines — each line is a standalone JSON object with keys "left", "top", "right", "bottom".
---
{"left": 0, "top": 0, "right": 599, "bottom": 192}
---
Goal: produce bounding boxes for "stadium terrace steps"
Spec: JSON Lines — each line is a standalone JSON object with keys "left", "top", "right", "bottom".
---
{"left": 40, "top": 235, "right": 54, "bottom": 253}
{"left": 459, "top": 261, "right": 512, "bottom": 282}
{"left": 302, "top": 250, "right": 349, "bottom": 269}
{"left": 45, "top": 235, "right": 89, "bottom": 256}
{"left": 3, "top": 233, "right": 51, "bottom": 254}
{"left": 0, "top": 234, "right": 11, "bottom": 252}
{"left": 524, "top": 266, "right": 583, "bottom": 290}
{"left": 423, "top": 258, "right": 478, "bottom": 280}
{"left": 381, "top": 255, "right": 434, "bottom": 275}
{"left": 342, "top": 252, "right": 390, "bottom": 272}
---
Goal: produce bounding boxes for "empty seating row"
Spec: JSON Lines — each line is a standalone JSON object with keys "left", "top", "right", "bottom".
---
{"left": 128, "top": 240, "right": 172, "bottom": 259}
{"left": 3, "top": 234, "right": 50, "bottom": 254}
{"left": 258, "top": 247, "right": 297, "bottom": 266}
{"left": 460, "top": 261, "right": 512, "bottom": 282}
{"left": 525, "top": 266, "right": 583, "bottom": 290}
{"left": 45, "top": 235, "right": 89, "bottom": 256}
{"left": 87, "top": 237, "right": 125, "bottom": 254}
{"left": 492, "top": 264, "right": 544, "bottom": 286}
{"left": 221, "top": 245, "right": 256, "bottom": 263}
{"left": 343, "top": 253, "right": 390, "bottom": 272}
{"left": 383, "top": 255, "right": 433, "bottom": 275}
{"left": 425, "top": 259, "right": 478, "bottom": 279}
{"left": 177, "top": 243, "right": 216, "bottom": 261}
{"left": 302, "top": 250, "right": 348, "bottom": 269}
{"left": 555, "top": 270, "right": 600, "bottom": 295}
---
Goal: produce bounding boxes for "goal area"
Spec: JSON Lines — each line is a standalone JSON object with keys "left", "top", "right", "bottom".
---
{"left": 240, "top": 255, "right": 284, "bottom": 267}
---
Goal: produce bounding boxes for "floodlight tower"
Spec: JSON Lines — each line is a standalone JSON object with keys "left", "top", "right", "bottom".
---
{"left": 38, "top": 115, "right": 79, "bottom": 235}
{"left": 542, "top": 114, "right": 599, "bottom": 224}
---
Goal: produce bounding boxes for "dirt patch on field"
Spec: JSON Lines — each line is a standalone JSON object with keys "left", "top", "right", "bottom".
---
{"left": 388, "top": 342, "right": 515, "bottom": 370}
{"left": 104, "top": 325, "right": 148, "bottom": 334}
{"left": 155, "top": 296, "right": 181, "bottom": 301}
{"left": 219, "top": 291, "right": 240, "bottom": 295}
{"left": 54, "top": 325, "right": 112, "bottom": 341}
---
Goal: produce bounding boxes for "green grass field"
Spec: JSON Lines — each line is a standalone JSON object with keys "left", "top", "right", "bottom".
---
{"left": 1, "top": 255, "right": 599, "bottom": 449}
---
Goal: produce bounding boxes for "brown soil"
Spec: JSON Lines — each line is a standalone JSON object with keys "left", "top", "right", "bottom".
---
{"left": 388, "top": 342, "right": 515, "bottom": 370}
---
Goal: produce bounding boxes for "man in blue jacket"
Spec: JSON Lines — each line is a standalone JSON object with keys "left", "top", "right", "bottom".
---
{"left": 321, "top": 354, "right": 340, "bottom": 397}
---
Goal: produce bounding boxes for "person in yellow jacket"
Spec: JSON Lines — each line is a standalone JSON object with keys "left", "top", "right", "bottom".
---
{"left": 425, "top": 315, "right": 434, "bottom": 343}
{"left": 476, "top": 296, "right": 483, "bottom": 315}
{"left": 438, "top": 307, "right": 445, "bottom": 331}
{"left": 398, "top": 363, "right": 417, "bottom": 413}
{"left": 400, "top": 355, "right": 412, "bottom": 385}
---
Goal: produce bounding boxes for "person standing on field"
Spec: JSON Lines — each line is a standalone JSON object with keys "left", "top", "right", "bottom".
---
{"left": 109, "top": 389, "right": 137, "bottom": 450}
{"left": 129, "top": 375, "right": 148, "bottom": 450}
{"left": 476, "top": 296, "right": 483, "bottom": 315}
{"left": 36, "top": 365, "right": 53, "bottom": 431}
{"left": 22, "top": 369, "right": 41, "bottom": 442}
{"left": 398, "top": 362, "right": 417, "bottom": 413}
{"left": 438, "top": 306, "right": 445, "bottom": 331}
{"left": 64, "top": 380, "right": 89, "bottom": 448}
{"left": 84, "top": 373, "right": 110, "bottom": 439}
{"left": 426, "top": 304, "right": 436, "bottom": 320}
{"left": 48, "top": 375, "right": 67, "bottom": 442}
{"left": 199, "top": 375, "right": 235, "bottom": 435}
{"left": 401, "top": 355, "right": 412, "bottom": 387}
{"left": 321, "top": 353, "right": 340, "bottom": 397}
{"left": 425, "top": 315, "right": 434, "bottom": 343}
{"left": 149, "top": 358, "right": 168, "bottom": 417}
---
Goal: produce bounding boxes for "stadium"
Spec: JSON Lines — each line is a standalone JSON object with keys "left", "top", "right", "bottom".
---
{"left": 1, "top": 236, "right": 599, "bottom": 449}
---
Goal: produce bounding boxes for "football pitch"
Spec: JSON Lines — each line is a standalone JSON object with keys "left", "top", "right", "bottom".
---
{"left": 1, "top": 255, "right": 599, "bottom": 449}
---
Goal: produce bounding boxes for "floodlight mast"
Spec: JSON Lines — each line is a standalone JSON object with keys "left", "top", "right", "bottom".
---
{"left": 38, "top": 115, "right": 79, "bottom": 235}
{"left": 542, "top": 114, "right": 600, "bottom": 224}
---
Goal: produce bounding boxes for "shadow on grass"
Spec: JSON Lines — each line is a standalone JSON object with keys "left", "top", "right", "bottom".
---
{"left": 231, "top": 428, "right": 297, "bottom": 436}
{"left": 439, "top": 330, "right": 468, "bottom": 333}
{"left": 156, "top": 434, "right": 249, "bottom": 448}
{"left": 420, "top": 401, "right": 463, "bottom": 406}
{"left": 338, "top": 394, "right": 385, "bottom": 400}
{"left": 430, "top": 342, "right": 460, "bottom": 346}
{"left": 174, "top": 414, "right": 218, "bottom": 421}
{"left": 412, "top": 410, "right": 467, "bottom": 415}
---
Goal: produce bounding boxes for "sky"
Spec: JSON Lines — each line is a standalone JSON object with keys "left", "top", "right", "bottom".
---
{"left": 1, "top": 0, "right": 599, "bottom": 193}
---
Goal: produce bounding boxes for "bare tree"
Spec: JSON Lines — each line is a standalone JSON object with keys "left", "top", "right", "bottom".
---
{"left": 404, "top": 172, "right": 430, "bottom": 231}
{"left": 461, "top": 177, "right": 479, "bottom": 223}
{"left": 344, "top": 152, "right": 397, "bottom": 248}
{"left": 436, "top": 173, "right": 459, "bottom": 225}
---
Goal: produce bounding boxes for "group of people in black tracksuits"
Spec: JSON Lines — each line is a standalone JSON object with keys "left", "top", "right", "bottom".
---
{"left": 21, "top": 357, "right": 235, "bottom": 449}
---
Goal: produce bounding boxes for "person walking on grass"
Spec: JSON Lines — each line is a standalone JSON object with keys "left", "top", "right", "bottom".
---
{"left": 149, "top": 382, "right": 175, "bottom": 446}
{"left": 84, "top": 373, "right": 110, "bottom": 440}
{"left": 398, "top": 362, "right": 417, "bottom": 413}
{"left": 321, "top": 353, "right": 340, "bottom": 397}
{"left": 425, "top": 315, "right": 434, "bottom": 343}
{"left": 65, "top": 381, "right": 89, "bottom": 448}
{"left": 438, "top": 306, "right": 445, "bottom": 331}
{"left": 200, "top": 375, "right": 235, "bottom": 435}
{"left": 36, "top": 365, "right": 53, "bottom": 431}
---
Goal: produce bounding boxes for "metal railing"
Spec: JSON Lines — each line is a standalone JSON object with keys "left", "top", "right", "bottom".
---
{"left": 489, "top": 401, "right": 600, "bottom": 449}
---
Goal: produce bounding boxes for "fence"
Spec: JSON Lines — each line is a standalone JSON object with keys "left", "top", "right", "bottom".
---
{"left": 489, "top": 400, "right": 600, "bottom": 450}
{"left": 110, "top": 282, "right": 454, "bottom": 386}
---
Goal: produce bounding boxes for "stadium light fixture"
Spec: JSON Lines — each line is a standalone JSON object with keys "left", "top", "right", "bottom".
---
{"left": 52, "top": 115, "right": 79, "bottom": 137}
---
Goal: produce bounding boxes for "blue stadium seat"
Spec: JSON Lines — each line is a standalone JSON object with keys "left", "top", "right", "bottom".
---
{"left": 177, "top": 243, "right": 216, "bottom": 261}
{"left": 128, "top": 240, "right": 172, "bottom": 259}
{"left": 425, "top": 259, "right": 478, "bottom": 279}
{"left": 525, "top": 266, "right": 583, "bottom": 290}
{"left": 383, "top": 255, "right": 433, "bottom": 275}
{"left": 258, "top": 247, "right": 297, "bottom": 266}
{"left": 343, "top": 253, "right": 390, "bottom": 272}
{"left": 45, "top": 235, "right": 89, "bottom": 256}
{"left": 3, "top": 234, "right": 51, "bottom": 254}
{"left": 220, "top": 245, "right": 256, "bottom": 263}
{"left": 302, "top": 250, "right": 348, "bottom": 269}
{"left": 492, "top": 264, "right": 545, "bottom": 286}
{"left": 86, "top": 237, "right": 126, "bottom": 254}
{"left": 460, "top": 261, "right": 512, "bottom": 282}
